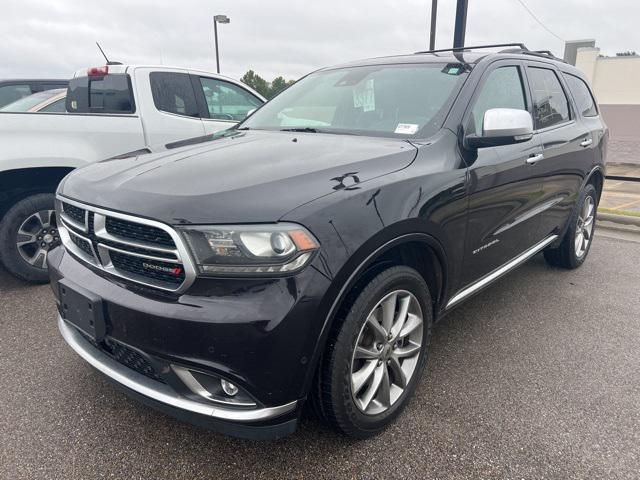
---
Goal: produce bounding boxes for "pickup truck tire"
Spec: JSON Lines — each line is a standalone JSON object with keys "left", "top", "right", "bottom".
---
{"left": 0, "top": 193, "right": 58, "bottom": 283}
{"left": 544, "top": 183, "right": 597, "bottom": 269}
{"left": 314, "top": 266, "right": 432, "bottom": 438}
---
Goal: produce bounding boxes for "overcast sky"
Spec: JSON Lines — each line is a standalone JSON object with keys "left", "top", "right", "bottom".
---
{"left": 2, "top": 0, "right": 638, "bottom": 82}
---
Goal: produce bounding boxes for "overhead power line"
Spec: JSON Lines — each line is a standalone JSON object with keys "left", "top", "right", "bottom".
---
{"left": 514, "top": 0, "right": 565, "bottom": 42}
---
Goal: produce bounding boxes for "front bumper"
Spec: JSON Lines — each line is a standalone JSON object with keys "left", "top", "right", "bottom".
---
{"left": 49, "top": 246, "right": 332, "bottom": 439}
{"left": 58, "top": 315, "right": 298, "bottom": 439}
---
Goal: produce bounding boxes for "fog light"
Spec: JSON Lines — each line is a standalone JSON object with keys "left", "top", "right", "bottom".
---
{"left": 221, "top": 379, "right": 239, "bottom": 396}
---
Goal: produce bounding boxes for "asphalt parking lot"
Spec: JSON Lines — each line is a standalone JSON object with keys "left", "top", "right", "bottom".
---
{"left": 1, "top": 229, "right": 639, "bottom": 480}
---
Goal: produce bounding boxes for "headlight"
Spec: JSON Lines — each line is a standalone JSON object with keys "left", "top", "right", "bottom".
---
{"left": 179, "top": 223, "right": 319, "bottom": 275}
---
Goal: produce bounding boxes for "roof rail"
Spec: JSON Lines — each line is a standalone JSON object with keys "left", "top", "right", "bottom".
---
{"left": 414, "top": 43, "right": 527, "bottom": 55}
{"left": 500, "top": 47, "right": 567, "bottom": 64}
{"left": 414, "top": 43, "right": 567, "bottom": 64}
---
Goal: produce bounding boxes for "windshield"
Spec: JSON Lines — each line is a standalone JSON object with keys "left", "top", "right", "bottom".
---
{"left": 0, "top": 89, "right": 64, "bottom": 112}
{"left": 240, "top": 63, "right": 469, "bottom": 138}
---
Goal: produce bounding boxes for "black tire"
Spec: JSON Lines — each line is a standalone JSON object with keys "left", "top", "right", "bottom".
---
{"left": 313, "top": 266, "right": 433, "bottom": 438}
{"left": 0, "top": 193, "right": 58, "bottom": 283}
{"left": 544, "top": 183, "right": 598, "bottom": 269}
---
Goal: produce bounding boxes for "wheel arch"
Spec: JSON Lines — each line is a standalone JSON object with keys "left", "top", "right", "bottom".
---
{"left": 302, "top": 224, "right": 450, "bottom": 397}
{"left": 0, "top": 167, "right": 74, "bottom": 220}
{"left": 584, "top": 166, "right": 604, "bottom": 201}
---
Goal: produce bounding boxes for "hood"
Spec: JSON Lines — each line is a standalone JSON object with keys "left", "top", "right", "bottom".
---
{"left": 60, "top": 130, "right": 417, "bottom": 224}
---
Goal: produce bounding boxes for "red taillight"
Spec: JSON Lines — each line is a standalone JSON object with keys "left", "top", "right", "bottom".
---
{"left": 87, "top": 66, "right": 108, "bottom": 76}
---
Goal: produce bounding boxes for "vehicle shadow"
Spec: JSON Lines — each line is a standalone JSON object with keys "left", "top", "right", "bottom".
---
{"left": 0, "top": 264, "right": 34, "bottom": 292}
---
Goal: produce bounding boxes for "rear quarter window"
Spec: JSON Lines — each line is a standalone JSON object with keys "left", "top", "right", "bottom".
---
{"left": 66, "top": 74, "right": 135, "bottom": 114}
{"left": 563, "top": 73, "right": 598, "bottom": 117}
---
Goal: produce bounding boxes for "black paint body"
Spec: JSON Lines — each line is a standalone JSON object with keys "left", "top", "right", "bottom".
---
{"left": 49, "top": 52, "right": 606, "bottom": 437}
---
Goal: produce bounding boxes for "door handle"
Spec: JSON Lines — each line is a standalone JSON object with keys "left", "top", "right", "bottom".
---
{"left": 580, "top": 138, "right": 593, "bottom": 147}
{"left": 526, "top": 153, "right": 544, "bottom": 165}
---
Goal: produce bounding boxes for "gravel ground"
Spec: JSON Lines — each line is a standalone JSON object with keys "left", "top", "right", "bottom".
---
{"left": 1, "top": 232, "right": 639, "bottom": 480}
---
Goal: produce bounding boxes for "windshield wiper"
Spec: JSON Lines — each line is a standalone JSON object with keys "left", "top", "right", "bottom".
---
{"left": 280, "top": 127, "right": 320, "bottom": 133}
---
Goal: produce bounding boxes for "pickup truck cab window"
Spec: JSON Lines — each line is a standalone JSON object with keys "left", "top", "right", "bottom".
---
{"left": 67, "top": 74, "right": 135, "bottom": 114}
{"left": 527, "top": 67, "right": 571, "bottom": 129}
{"left": 149, "top": 72, "right": 199, "bottom": 118}
{"left": 198, "top": 77, "right": 262, "bottom": 122}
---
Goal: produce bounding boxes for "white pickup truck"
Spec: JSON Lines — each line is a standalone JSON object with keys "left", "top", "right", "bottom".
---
{"left": 0, "top": 64, "right": 265, "bottom": 282}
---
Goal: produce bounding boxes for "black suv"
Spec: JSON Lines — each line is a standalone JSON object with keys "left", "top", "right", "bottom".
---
{"left": 49, "top": 44, "right": 607, "bottom": 439}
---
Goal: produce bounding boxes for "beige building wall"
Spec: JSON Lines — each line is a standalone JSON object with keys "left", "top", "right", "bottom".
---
{"left": 576, "top": 48, "right": 640, "bottom": 104}
{"left": 575, "top": 48, "right": 640, "bottom": 164}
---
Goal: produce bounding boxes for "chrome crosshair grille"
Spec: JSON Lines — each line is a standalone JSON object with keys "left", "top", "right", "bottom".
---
{"left": 56, "top": 197, "right": 196, "bottom": 293}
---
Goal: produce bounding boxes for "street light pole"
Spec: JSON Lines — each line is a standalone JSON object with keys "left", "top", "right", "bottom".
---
{"left": 213, "top": 15, "right": 230, "bottom": 74}
{"left": 429, "top": 0, "right": 438, "bottom": 50}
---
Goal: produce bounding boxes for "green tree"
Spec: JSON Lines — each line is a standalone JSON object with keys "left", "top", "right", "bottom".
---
{"left": 240, "top": 70, "right": 270, "bottom": 98}
{"left": 241, "top": 71, "right": 296, "bottom": 99}
{"left": 270, "top": 76, "right": 295, "bottom": 98}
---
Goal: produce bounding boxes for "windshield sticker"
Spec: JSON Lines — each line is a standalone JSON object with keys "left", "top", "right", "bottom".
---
{"left": 394, "top": 123, "right": 419, "bottom": 135}
{"left": 353, "top": 78, "right": 375, "bottom": 112}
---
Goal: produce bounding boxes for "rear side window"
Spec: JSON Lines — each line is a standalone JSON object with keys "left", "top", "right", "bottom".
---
{"left": 468, "top": 66, "right": 527, "bottom": 136}
{"left": 66, "top": 75, "right": 135, "bottom": 114}
{"left": 0, "top": 84, "right": 32, "bottom": 108}
{"left": 563, "top": 74, "right": 598, "bottom": 117}
{"left": 150, "top": 72, "right": 199, "bottom": 117}
{"left": 40, "top": 98, "right": 66, "bottom": 113}
{"left": 198, "top": 77, "right": 262, "bottom": 121}
{"left": 527, "top": 67, "right": 571, "bottom": 129}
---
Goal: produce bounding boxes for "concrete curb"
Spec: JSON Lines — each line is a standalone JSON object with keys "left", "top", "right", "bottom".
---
{"left": 598, "top": 212, "right": 640, "bottom": 227}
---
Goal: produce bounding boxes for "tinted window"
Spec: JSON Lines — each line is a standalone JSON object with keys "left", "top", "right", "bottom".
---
{"left": 199, "top": 77, "right": 262, "bottom": 121}
{"left": 242, "top": 63, "right": 469, "bottom": 139}
{"left": 563, "top": 74, "right": 598, "bottom": 117}
{"left": 468, "top": 66, "right": 526, "bottom": 135}
{"left": 40, "top": 98, "right": 66, "bottom": 113}
{"left": 528, "top": 67, "right": 571, "bottom": 129}
{"left": 150, "top": 72, "right": 199, "bottom": 117}
{"left": 0, "top": 84, "right": 32, "bottom": 108}
{"left": 0, "top": 89, "right": 65, "bottom": 112}
{"left": 67, "top": 75, "right": 134, "bottom": 113}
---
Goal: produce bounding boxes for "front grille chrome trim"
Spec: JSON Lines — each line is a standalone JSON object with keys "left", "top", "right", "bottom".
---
{"left": 93, "top": 213, "right": 178, "bottom": 255}
{"left": 59, "top": 316, "right": 297, "bottom": 422}
{"left": 57, "top": 195, "right": 196, "bottom": 294}
{"left": 59, "top": 220, "right": 99, "bottom": 266}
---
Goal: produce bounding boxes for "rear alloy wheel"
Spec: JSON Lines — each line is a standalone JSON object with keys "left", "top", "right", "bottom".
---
{"left": 544, "top": 183, "right": 598, "bottom": 269}
{"left": 0, "top": 193, "right": 59, "bottom": 283}
{"left": 574, "top": 195, "right": 595, "bottom": 259}
{"left": 315, "top": 266, "right": 432, "bottom": 438}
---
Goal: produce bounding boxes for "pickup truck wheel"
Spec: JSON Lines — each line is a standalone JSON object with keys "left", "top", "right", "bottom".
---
{"left": 315, "top": 266, "right": 432, "bottom": 438}
{"left": 0, "top": 193, "right": 59, "bottom": 283}
{"left": 544, "top": 183, "right": 597, "bottom": 269}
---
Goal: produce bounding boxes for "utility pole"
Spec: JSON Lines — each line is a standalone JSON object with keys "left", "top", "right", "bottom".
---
{"left": 453, "top": 0, "right": 469, "bottom": 48}
{"left": 429, "top": 0, "right": 438, "bottom": 50}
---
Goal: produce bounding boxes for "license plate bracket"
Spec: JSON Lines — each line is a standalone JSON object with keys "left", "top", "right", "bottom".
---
{"left": 58, "top": 278, "right": 106, "bottom": 342}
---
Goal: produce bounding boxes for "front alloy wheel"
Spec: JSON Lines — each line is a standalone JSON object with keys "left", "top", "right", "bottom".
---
{"left": 313, "top": 266, "right": 432, "bottom": 438}
{"left": 350, "top": 290, "right": 423, "bottom": 415}
{"left": 0, "top": 193, "right": 58, "bottom": 283}
{"left": 16, "top": 209, "right": 60, "bottom": 269}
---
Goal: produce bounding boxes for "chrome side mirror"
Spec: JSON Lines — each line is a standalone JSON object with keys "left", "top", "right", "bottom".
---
{"left": 466, "top": 108, "right": 534, "bottom": 148}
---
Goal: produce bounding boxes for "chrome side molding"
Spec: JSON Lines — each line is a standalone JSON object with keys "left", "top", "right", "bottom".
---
{"left": 446, "top": 234, "right": 558, "bottom": 309}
